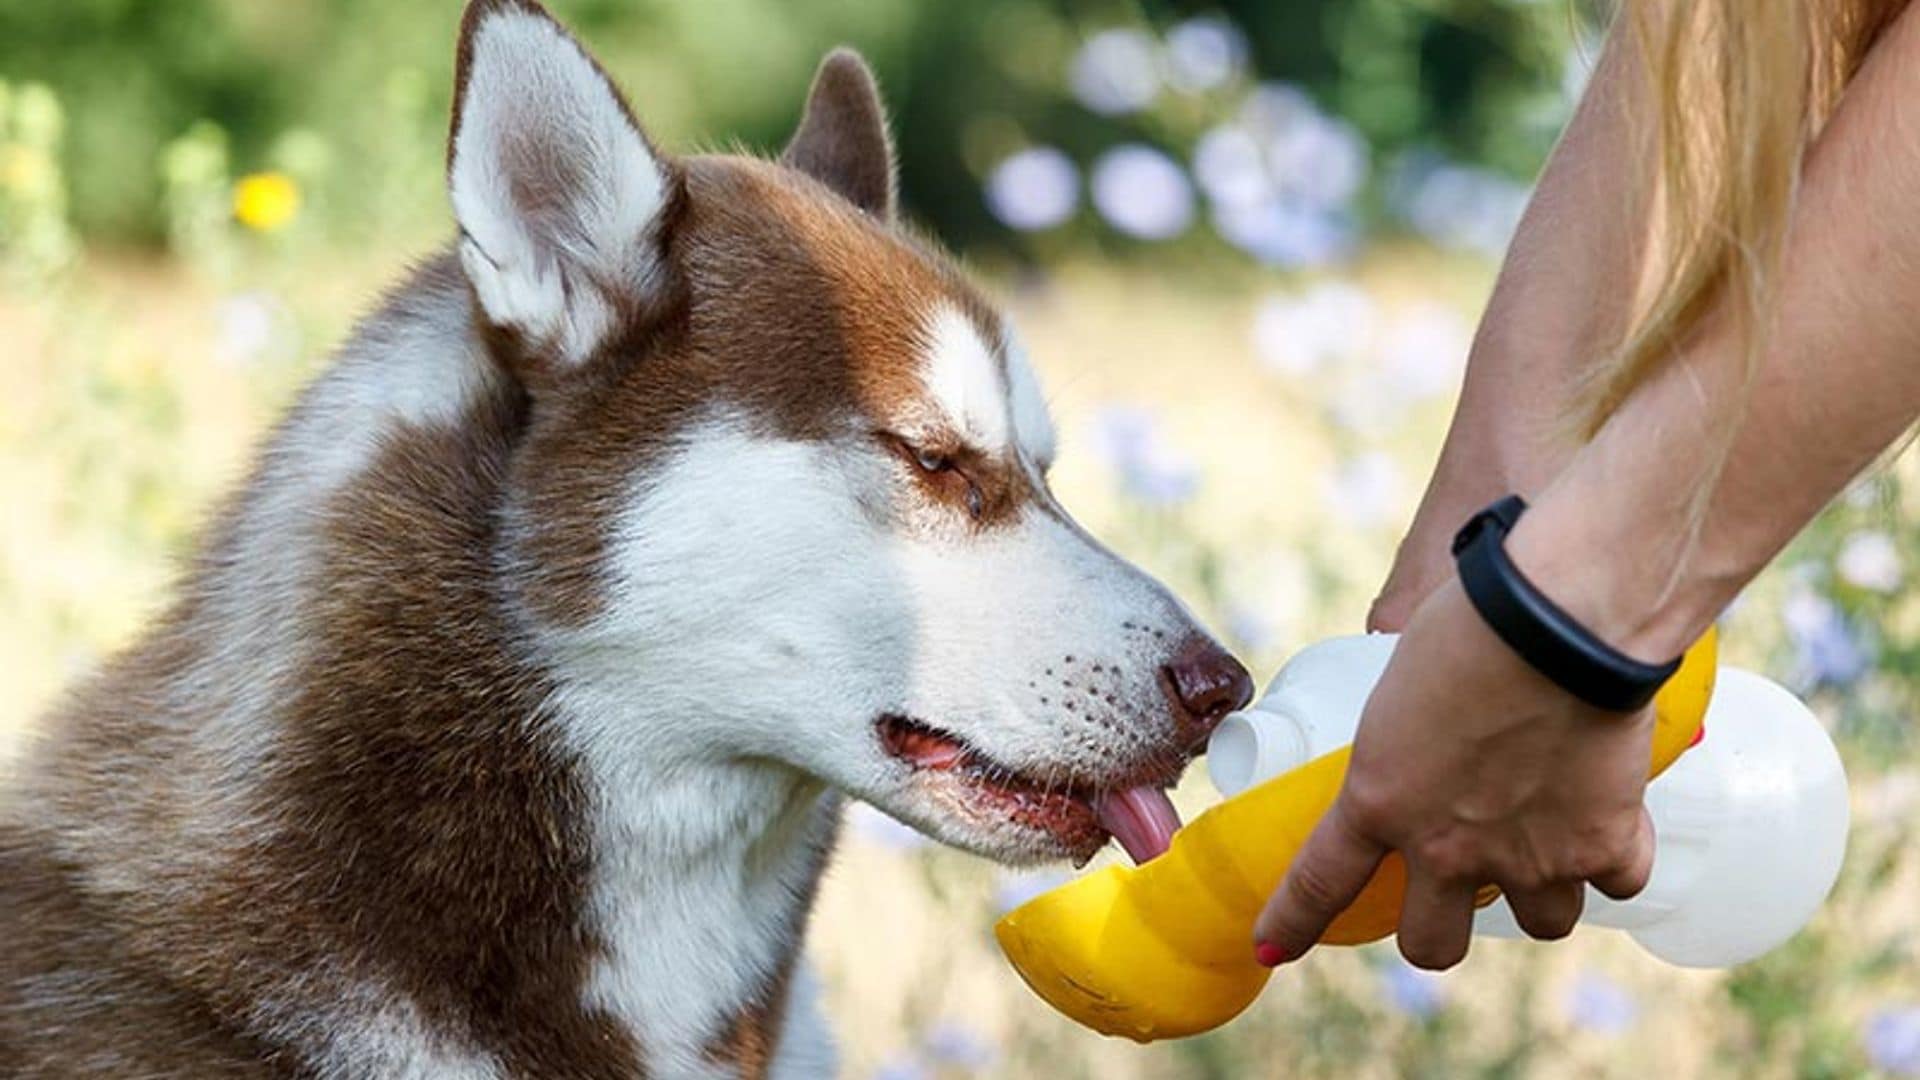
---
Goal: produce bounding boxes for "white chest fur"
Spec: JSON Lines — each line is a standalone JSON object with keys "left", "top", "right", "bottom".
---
{"left": 578, "top": 758, "right": 841, "bottom": 1077}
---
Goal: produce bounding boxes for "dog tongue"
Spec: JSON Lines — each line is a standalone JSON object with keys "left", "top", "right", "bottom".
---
{"left": 1095, "top": 787, "right": 1181, "bottom": 864}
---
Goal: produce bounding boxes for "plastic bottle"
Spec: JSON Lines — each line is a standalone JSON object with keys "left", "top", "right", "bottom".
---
{"left": 1209, "top": 634, "right": 1850, "bottom": 969}
{"left": 995, "top": 633, "right": 1721, "bottom": 1042}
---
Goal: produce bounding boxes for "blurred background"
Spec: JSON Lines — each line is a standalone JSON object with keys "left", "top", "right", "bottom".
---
{"left": 2, "top": 1, "right": 1916, "bottom": 1076}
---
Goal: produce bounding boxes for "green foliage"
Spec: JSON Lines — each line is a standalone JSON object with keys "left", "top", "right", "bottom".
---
{"left": 1209, "top": 0, "right": 1576, "bottom": 176}
{"left": 0, "top": 78, "right": 77, "bottom": 284}
{"left": 0, "top": 0, "right": 1582, "bottom": 256}
{"left": 0, "top": 0, "right": 281, "bottom": 241}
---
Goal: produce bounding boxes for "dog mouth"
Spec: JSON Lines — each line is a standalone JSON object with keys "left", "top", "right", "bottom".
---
{"left": 875, "top": 714, "right": 1185, "bottom": 864}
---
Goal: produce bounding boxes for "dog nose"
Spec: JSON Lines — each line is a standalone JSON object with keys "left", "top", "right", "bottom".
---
{"left": 1164, "top": 637, "right": 1254, "bottom": 737}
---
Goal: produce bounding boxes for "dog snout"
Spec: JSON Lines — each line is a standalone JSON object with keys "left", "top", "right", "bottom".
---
{"left": 1163, "top": 636, "right": 1253, "bottom": 740}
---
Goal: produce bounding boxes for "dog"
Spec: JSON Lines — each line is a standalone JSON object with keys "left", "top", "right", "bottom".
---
{"left": 0, "top": 1, "right": 1252, "bottom": 1075}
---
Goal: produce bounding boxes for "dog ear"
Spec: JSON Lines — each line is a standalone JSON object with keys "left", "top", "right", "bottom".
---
{"left": 448, "top": 0, "right": 679, "bottom": 368}
{"left": 781, "top": 49, "right": 896, "bottom": 221}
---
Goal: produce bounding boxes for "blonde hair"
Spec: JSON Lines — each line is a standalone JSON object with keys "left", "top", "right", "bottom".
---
{"left": 1578, "top": 0, "right": 1903, "bottom": 436}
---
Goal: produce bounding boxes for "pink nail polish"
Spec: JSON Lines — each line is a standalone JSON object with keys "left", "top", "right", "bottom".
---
{"left": 1254, "top": 941, "right": 1289, "bottom": 968}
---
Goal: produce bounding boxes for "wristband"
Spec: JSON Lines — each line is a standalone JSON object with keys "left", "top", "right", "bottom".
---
{"left": 1450, "top": 494, "right": 1683, "bottom": 712}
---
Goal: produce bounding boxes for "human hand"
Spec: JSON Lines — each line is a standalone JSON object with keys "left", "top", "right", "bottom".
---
{"left": 1252, "top": 576, "right": 1657, "bottom": 970}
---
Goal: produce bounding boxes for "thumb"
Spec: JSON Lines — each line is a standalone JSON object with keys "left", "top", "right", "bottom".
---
{"left": 1253, "top": 800, "right": 1388, "bottom": 965}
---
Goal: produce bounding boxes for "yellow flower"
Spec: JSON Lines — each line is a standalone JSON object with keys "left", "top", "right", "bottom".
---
{"left": 1, "top": 144, "right": 54, "bottom": 198}
{"left": 232, "top": 171, "right": 300, "bottom": 233}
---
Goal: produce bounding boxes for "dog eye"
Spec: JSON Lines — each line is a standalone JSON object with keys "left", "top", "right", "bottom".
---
{"left": 885, "top": 435, "right": 985, "bottom": 520}
{"left": 912, "top": 446, "right": 953, "bottom": 474}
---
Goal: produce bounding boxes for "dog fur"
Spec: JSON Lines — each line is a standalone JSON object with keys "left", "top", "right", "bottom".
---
{"left": 0, "top": 2, "right": 1248, "bottom": 1076}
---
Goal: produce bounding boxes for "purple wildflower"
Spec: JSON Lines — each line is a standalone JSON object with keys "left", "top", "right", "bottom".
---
{"left": 1866, "top": 1006, "right": 1920, "bottom": 1076}
{"left": 1565, "top": 972, "right": 1639, "bottom": 1035}
{"left": 1090, "top": 145, "right": 1195, "bottom": 240}
{"left": 1380, "top": 959, "right": 1446, "bottom": 1019}
{"left": 1090, "top": 405, "right": 1202, "bottom": 507}
{"left": 922, "top": 1021, "right": 996, "bottom": 1071}
{"left": 985, "top": 148, "right": 1079, "bottom": 232}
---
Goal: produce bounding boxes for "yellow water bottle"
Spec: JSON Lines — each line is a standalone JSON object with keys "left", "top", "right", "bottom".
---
{"left": 993, "top": 631, "right": 1722, "bottom": 1042}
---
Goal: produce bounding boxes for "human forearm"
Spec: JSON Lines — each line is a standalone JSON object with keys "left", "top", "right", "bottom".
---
{"left": 1509, "top": 3, "right": 1920, "bottom": 660}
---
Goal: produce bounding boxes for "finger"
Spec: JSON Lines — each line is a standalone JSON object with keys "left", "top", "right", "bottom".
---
{"left": 1502, "top": 880, "right": 1586, "bottom": 941}
{"left": 1254, "top": 806, "right": 1387, "bottom": 966}
{"left": 1394, "top": 868, "right": 1478, "bottom": 971}
{"left": 1590, "top": 806, "right": 1656, "bottom": 901}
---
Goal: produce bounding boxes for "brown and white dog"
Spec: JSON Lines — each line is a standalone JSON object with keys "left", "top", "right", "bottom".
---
{"left": 0, "top": 2, "right": 1252, "bottom": 1076}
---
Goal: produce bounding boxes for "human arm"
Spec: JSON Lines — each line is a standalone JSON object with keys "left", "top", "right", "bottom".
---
{"left": 1510, "top": 0, "right": 1920, "bottom": 662}
{"left": 1254, "top": 3, "right": 1920, "bottom": 970}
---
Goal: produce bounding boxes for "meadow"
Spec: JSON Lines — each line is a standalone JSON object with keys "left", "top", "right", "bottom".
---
{"left": 5, "top": 232, "right": 1919, "bottom": 1077}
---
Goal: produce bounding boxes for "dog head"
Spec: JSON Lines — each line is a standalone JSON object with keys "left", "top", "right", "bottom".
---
{"left": 448, "top": 0, "right": 1251, "bottom": 865}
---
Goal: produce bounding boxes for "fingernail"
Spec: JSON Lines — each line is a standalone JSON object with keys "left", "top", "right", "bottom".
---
{"left": 1688, "top": 722, "right": 1707, "bottom": 749}
{"left": 1254, "top": 941, "right": 1289, "bottom": 968}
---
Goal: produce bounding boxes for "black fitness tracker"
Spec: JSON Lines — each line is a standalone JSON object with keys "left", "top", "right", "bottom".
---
{"left": 1450, "top": 494, "right": 1683, "bottom": 712}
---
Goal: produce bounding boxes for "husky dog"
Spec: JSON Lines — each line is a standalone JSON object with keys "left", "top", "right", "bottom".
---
{"left": 0, "top": 2, "right": 1252, "bottom": 1076}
